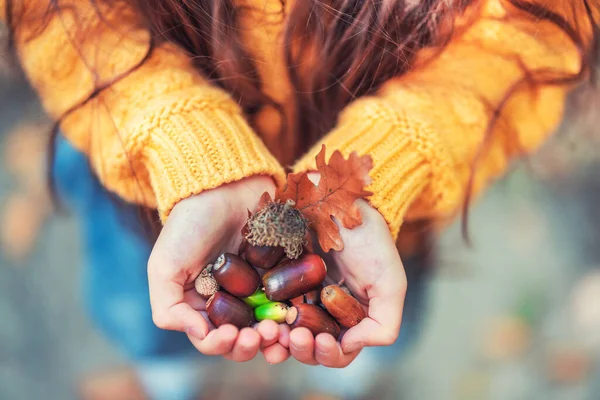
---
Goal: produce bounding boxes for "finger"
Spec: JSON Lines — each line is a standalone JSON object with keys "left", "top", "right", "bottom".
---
{"left": 184, "top": 289, "right": 208, "bottom": 311}
{"left": 189, "top": 324, "right": 238, "bottom": 356}
{"left": 341, "top": 261, "right": 406, "bottom": 353}
{"left": 315, "top": 333, "right": 361, "bottom": 368}
{"left": 289, "top": 328, "right": 318, "bottom": 365}
{"left": 224, "top": 327, "right": 261, "bottom": 362}
{"left": 148, "top": 272, "right": 209, "bottom": 339}
{"left": 278, "top": 324, "right": 291, "bottom": 348}
{"left": 199, "top": 310, "right": 216, "bottom": 331}
{"left": 341, "top": 316, "right": 403, "bottom": 354}
{"left": 255, "top": 320, "right": 280, "bottom": 349}
{"left": 262, "top": 343, "right": 290, "bottom": 365}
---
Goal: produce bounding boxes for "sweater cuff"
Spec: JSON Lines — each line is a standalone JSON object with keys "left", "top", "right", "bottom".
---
{"left": 293, "top": 98, "right": 459, "bottom": 239}
{"left": 142, "top": 97, "right": 286, "bottom": 222}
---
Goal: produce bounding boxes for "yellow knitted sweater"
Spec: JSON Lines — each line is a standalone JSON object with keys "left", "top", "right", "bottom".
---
{"left": 2, "top": 0, "right": 594, "bottom": 239}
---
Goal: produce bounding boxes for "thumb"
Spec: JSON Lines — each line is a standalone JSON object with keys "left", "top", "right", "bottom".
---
{"left": 147, "top": 270, "right": 209, "bottom": 340}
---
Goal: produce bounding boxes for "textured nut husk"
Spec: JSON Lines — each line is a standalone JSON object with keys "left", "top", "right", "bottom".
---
{"left": 245, "top": 200, "right": 308, "bottom": 259}
{"left": 194, "top": 264, "right": 219, "bottom": 298}
{"left": 285, "top": 304, "right": 340, "bottom": 339}
{"left": 262, "top": 254, "right": 327, "bottom": 302}
{"left": 245, "top": 244, "right": 285, "bottom": 269}
{"left": 206, "top": 291, "right": 255, "bottom": 329}
{"left": 321, "top": 285, "right": 366, "bottom": 328}
{"left": 212, "top": 253, "right": 261, "bottom": 298}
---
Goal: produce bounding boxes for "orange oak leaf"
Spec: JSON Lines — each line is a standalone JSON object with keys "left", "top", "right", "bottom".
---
{"left": 277, "top": 145, "right": 373, "bottom": 253}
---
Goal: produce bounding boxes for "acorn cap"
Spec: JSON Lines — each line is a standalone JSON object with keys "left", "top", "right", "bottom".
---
{"left": 245, "top": 199, "right": 308, "bottom": 259}
{"left": 194, "top": 264, "right": 219, "bottom": 298}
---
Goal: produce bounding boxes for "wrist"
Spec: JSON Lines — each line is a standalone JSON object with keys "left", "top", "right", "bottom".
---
{"left": 172, "top": 175, "right": 276, "bottom": 223}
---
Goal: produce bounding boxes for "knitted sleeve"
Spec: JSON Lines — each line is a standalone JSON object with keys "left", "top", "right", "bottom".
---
{"left": 1, "top": 0, "right": 285, "bottom": 221}
{"left": 293, "top": 0, "right": 596, "bottom": 238}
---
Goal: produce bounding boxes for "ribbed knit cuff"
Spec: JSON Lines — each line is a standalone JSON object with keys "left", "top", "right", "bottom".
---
{"left": 142, "top": 96, "right": 286, "bottom": 222}
{"left": 293, "top": 98, "right": 457, "bottom": 239}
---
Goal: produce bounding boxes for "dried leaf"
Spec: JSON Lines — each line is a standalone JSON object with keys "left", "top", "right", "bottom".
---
{"left": 277, "top": 145, "right": 373, "bottom": 252}
{"left": 257, "top": 192, "right": 274, "bottom": 209}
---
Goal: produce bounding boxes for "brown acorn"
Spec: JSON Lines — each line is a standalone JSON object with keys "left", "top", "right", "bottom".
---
{"left": 194, "top": 264, "right": 219, "bottom": 299}
{"left": 289, "top": 287, "right": 321, "bottom": 306}
{"left": 262, "top": 254, "right": 327, "bottom": 301}
{"left": 212, "top": 253, "right": 261, "bottom": 298}
{"left": 290, "top": 295, "right": 305, "bottom": 306}
{"left": 321, "top": 285, "right": 366, "bottom": 329}
{"left": 244, "top": 244, "right": 285, "bottom": 270}
{"left": 285, "top": 304, "right": 340, "bottom": 339}
{"left": 305, "top": 287, "right": 321, "bottom": 305}
{"left": 206, "top": 291, "right": 255, "bottom": 329}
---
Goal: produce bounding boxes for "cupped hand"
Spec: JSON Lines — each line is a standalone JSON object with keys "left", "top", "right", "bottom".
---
{"left": 265, "top": 176, "right": 407, "bottom": 368}
{"left": 147, "top": 175, "right": 282, "bottom": 362}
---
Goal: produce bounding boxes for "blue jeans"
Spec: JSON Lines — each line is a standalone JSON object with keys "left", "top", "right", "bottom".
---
{"left": 52, "top": 136, "right": 197, "bottom": 362}
{"left": 52, "top": 135, "right": 428, "bottom": 396}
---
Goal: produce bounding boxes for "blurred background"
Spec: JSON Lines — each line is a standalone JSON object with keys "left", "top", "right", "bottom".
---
{"left": 1, "top": 28, "right": 600, "bottom": 400}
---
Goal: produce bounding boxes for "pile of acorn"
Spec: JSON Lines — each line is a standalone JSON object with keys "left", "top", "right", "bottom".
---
{"left": 195, "top": 244, "right": 366, "bottom": 339}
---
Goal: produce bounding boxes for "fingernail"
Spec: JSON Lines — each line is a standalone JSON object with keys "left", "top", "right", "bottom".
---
{"left": 186, "top": 326, "right": 205, "bottom": 340}
{"left": 343, "top": 342, "right": 363, "bottom": 354}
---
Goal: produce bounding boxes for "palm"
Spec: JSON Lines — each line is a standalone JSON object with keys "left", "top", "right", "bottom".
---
{"left": 178, "top": 222, "right": 245, "bottom": 330}
{"left": 148, "top": 176, "right": 282, "bottom": 362}
{"left": 267, "top": 199, "right": 407, "bottom": 368}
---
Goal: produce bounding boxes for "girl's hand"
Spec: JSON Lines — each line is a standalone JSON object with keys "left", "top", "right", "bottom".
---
{"left": 147, "top": 176, "right": 282, "bottom": 362}
{"left": 265, "top": 175, "right": 407, "bottom": 368}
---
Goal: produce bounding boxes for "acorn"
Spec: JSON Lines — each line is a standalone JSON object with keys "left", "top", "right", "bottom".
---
{"left": 194, "top": 264, "right": 219, "bottom": 299}
{"left": 244, "top": 244, "right": 285, "bottom": 270}
{"left": 285, "top": 303, "right": 340, "bottom": 339}
{"left": 206, "top": 291, "right": 255, "bottom": 329}
{"left": 290, "top": 295, "right": 305, "bottom": 306}
{"left": 321, "top": 285, "right": 366, "bottom": 328}
{"left": 255, "top": 302, "right": 289, "bottom": 323}
{"left": 289, "top": 288, "right": 321, "bottom": 306}
{"left": 262, "top": 254, "right": 327, "bottom": 301}
{"left": 242, "top": 288, "right": 270, "bottom": 308}
{"left": 305, "top": 287, "right": 321, "bottom": 305}
{"left": 212, "top": 253, "right": 261, "bottom": 298}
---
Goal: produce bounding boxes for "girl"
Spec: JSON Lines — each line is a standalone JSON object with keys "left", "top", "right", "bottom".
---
{"left": 3, "top": 0, "right": 599, "bottom": 399}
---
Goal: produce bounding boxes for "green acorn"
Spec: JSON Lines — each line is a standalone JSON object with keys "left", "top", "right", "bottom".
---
{"left": 243, "top": 289, "right": 270, "bottom": 308}
{"left": 254, "top": 302, "right": 289, "bottom": 323}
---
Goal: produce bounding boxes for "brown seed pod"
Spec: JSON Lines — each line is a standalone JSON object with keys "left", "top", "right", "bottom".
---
{"left": 244, "top": 244, "right": 285, "bottom": 270}
{"left": 262, "top": 254, "right": 327, "bottom": 301}
{"left": 285, "top": 304, "right": 340, "bottom": 339}
{"left": 290, "top": 295, "right": 305, "bottom": 306}
{"left": 289, "top": 287, "right": 322, "bottom": 306}
{"left": 212, "top": 253, "right": 261, "bottom": 298}
{"left": 289, "top": 285, "right": 322, "bottom": 306}
{"left": 194, "top": 264, "right": 219, "bottom": 298}
{"left": 305, "top": 287, "right": 321, "bottom": 305}
{"left": 206, "top": 291, "right": 255, "bottom": 329}
{"left": 321, "top": 285, "right": 366, "bottom": 328}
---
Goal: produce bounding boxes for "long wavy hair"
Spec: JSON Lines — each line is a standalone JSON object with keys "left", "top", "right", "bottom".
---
{"left": 4, "top": 0, "right": 600, "bottom": 244}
